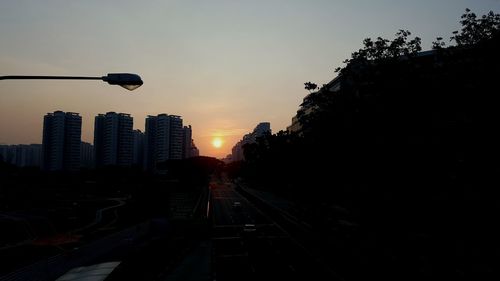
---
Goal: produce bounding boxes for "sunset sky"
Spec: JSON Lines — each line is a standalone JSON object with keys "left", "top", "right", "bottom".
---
{"left": 1, "top": 1, "right": 499, "bottom": 158}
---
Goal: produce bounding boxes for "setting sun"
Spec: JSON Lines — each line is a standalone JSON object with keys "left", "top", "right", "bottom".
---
{"left": 212, "top": 137, "right": 223, "bottom": 148}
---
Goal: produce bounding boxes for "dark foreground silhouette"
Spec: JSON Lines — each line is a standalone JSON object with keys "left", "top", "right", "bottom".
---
{"left": 229, "top": 9, "right": 500, "bottom": 280}
{"left": 2, "top": 9, "right": 500, "bottom": 281}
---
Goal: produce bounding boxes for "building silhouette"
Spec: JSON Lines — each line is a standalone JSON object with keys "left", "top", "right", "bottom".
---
{"left": 42, "top": 111, "right": 82, "bottom": 171}
{"left": 133, "top": 129, "right": 145, "bottom": 168}
{"left": 0, "top": 145, "right": 6, "bottom": 163}
{"left": 182, "top": 125, "right": 193, "bottom": 159}
{"left": 144, "top": 115, "right": 158, "bottom": 171}
{"left": 164, "top": 115, "right": 183, "bottom": 161}
{"left": 182, "top": 125, "right": 200, "bottom": 158}
{"left": 80, "top": 141, "right": 94, "bottom": 169}
{"left": 287, "top": 76, "right": 341, "bottom": 134}
{"left": 0, "top": 144, "right": 41, "bottom": 167}
{"left": 231, "top": 122, "right": 271, "bottom": 161}
{"left": 190, "top": 140, "right": 200, "bottom": 158}
{"left": 94, "top": 112, "right": 133, "bottom": 167}
{"left": 144, "top": 114, "right": 195, "bottom": 171}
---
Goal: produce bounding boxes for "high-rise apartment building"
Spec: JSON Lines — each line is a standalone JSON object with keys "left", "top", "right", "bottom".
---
{"left": 231, "top": 122, "right": 271, "bottom": 162}
{"left": 144, "top": 114, "right": 188, "bottom": 171}
{"left": 133, "top": 129, "right": 145, "bottom": 167}
{"left": 155, "top": 114, "right": 172, "bottom": 163}
{"left": 190, "top": 140, "right": 200, "bottom": 158}
{"left": 80, "top": 141, "right": 94, "bottom": 169}
{"left": 144, "top": 115, "right": 158, "bottom": 171}
{"left": 168, "top": 115, "right": 183, "bottom": 160}
{"left": 0, "top": 145, "right": 7, "bottom": 163}
{"left": 0, "top": 144, "right": 41, "bottom": 167}
{"left": 42, "top": 111, "right": 82, "bottom": 171}
{"left": 182, "top": 125, "right": 193, "bottom": 159}
{"left": 94, "top": 112, "right": 133, "bottom": 167}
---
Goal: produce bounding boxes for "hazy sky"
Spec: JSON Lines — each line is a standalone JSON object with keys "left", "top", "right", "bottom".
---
{"left": 1, "top": 1, "right": 499, "bottom": 158}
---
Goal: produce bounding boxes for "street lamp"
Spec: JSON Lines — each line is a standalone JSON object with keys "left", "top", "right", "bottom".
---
{"left": 0, "top": 73, "right": 143, "bottom": 91}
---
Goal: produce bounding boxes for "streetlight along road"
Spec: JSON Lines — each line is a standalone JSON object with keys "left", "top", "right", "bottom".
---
{"left": 0, "top": 73, "right": 143, "bottom": 91}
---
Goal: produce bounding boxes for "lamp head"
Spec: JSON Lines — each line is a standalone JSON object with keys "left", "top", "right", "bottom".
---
{"left": 102, "top": 73, "right": 143, "bottom": 91}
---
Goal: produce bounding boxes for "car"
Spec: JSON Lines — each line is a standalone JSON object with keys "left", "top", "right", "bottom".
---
{"left": 232, "top": 201, "right": 242, "bottom": 211}
{"left": 241, "top": 223, "right": 258, "bottom": 239}
{"left": 243, "top": 223, "right": 256, "bottom": 233}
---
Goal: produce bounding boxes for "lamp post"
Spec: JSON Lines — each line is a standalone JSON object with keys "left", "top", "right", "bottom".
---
{"left": 0, "top": 73, "right": 143, "bottom": 91}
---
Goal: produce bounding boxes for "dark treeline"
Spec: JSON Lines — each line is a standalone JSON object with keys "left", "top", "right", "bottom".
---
{"left": 0, "top": 156, "right": 221, "bottom": 218}
{"left": 228, "top": 10, "right": 500, "bottom": 279}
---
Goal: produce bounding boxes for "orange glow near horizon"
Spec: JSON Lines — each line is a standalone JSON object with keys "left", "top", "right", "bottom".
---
{"left": 212, "top": 137, "right": 223, "bottom": 149}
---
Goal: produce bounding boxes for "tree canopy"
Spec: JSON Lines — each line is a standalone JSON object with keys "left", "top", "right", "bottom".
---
{"left": 451, "top": 8, "right": 500, "bottom": 46}
{"left": 304, "top": 81, "right": 318, "bottom": 93}
{"left": 335, "top": 29, "right": 422, "bottom": 73}
{"left": 229, "top": 9, "right": 500, "bottom": 279}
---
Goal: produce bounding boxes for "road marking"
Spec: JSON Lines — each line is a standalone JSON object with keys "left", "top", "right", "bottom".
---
{"left": 212, "top": 237, "right": 241, "bottom": 240}
{"left": 213, "top": 224, "right": 273, "bottom": 228}
{"left": 215, "top": 253, "right": 248, "bottom": 258}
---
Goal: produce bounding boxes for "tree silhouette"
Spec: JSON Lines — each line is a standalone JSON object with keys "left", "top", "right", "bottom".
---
{"left": 432, "top": 37, "right": 446, "bottom": 49}
{"left": 231, "top": 9, "right": 500, "bottom": 280}
{"left": 335, "top": 29, "right": 421, "bottom": 75}
{"left": 304, "top": 81, "right": 317, "bottom": 93}
{"left": 451, "top": 9, "right": 500, "bottom": 46}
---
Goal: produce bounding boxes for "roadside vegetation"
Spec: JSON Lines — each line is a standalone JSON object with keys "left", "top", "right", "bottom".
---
{"left": 227, "top": 9, "right": 500, "bottom": 279}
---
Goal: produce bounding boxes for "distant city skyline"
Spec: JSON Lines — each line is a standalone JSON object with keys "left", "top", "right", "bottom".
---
{"left": 15, "top": 110, "right": 198, "bottom": 171}
{"left": 1, "top": 1, "right": 499, "bottom": 158}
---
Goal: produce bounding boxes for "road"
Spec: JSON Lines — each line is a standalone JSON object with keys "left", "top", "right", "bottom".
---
{"left": 210, "top": 179, "right": 339, "bottom": 281}
{"left": 74, "top": 197, "right": 126, "bottom": 234}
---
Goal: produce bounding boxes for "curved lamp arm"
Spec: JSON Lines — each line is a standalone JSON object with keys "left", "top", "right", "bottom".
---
{"left": 0, "top": 73, "right": 143, "bottom": 91}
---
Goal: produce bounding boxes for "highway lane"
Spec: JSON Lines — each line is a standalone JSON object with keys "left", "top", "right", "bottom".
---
{"left": 73, "top": 197, "right": 126, "bottom": 234}
{"left": 210, "top": 179, "right": 338, "bottom": 281}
